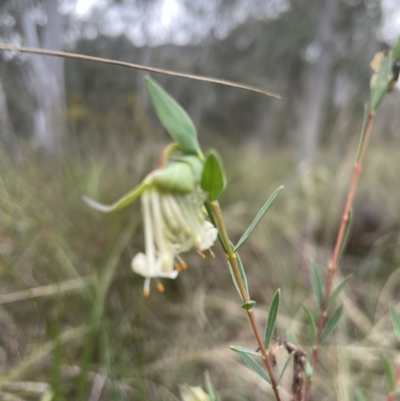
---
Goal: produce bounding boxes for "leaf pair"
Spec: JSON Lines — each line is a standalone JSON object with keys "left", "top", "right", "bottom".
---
{"left": 230, "top": 289, "right": 281, "bottom": 384}
{"left": 306, "top": 261, "right": 350, "bottom": 344}
{"left": 303, "top": 302, "right": 344, "bottom": 345}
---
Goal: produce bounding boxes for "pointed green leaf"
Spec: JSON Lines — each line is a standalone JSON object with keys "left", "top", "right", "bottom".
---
{"left": 303, "top": 305, "right": 317, "bottom": 344}
{"left": 227, "top": 252, "right": 249, "bottom": 301}
{"left": 327, "top": 275, "right": 352, "bottom": 310}
{"left": 311, "top": 261, "right": 323, "bottom": 310}
{"left": 277, "top": 352, "right": 294, "bottom": 385}
{"left": 264, "top": 289, "right": 280, "bottom": 349}
{"left": 229, "top": 346, "right": 262, "bottom": 357}
{"left": 354, "top": 388, "right": 367, "bottom": 401}
{"left": 390, "top": 303, "right": 400, "bottom": 343}
{"left": 321, "top": 305, "right": 343, "bottom": 343}
{"left": 201, "top": 150, "right": 227, "bottom": 201}
{"left": 286, "top": 331, "right": 299, "bottom": 345}
{"left": 339, "top": 209, "right": 353, "bottom": 260}
{"left": 393, "top": 35, "right": 400, "bottom": 62}
{"left": 370, "top": 51, "right": 392, "bottom": 111}
{"left": 232, "top": 349, "right": 271, "bottom": 383}
{"left": 304, "top": 360, "right": 313, "bottom": 378}
{"left": 204, "top": 371, "right": 221, "bottom": 401}
{"left": 145, "top": 76, "right": 200, "bottom": 154}
{"left": 241, "top": 301, "right": 256, "bottom": 310}
{"left": 383, "top": 356, "right": 395, "bottom": 392}
{"left": 82, "top": 182, "right": 146, "bottom": 213}
{"left": 234, "top": 186, "right": 283, "bottom": 251}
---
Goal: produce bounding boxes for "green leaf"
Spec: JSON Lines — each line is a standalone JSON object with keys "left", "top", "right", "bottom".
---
{"left": 229, "top": 346, "right": 262, "bottom": 358}
{"left": 393, "top": 35, "right": 400, "bottom": 62}
{"left": 204, "top": 371, "right": 221, "bottom": 401}
{"left": 232, "top": 349, "right": 271, "bottom": 384}
{"left": 234, "top": 186, "right": 283, "bottom": 251}
{"left": 304, "top": 360, "right": 313, "bottom": 378}
{"left": 82, "top": 182, "right": 146, "bottom": 213}
{"left": 321, "top": 305, "right": 343, "bottom": 343}
{"left": 201, "top": 150, "right": 227, "bottom": 201}
{"left": 303, "top": 305, "right": 317, "bottom": 344}
{"left": 264, "top": 289, "right": 280, "bottom": 349}
{"left": 370, "top": 51, "right": 392, "bottom": 111}
{"left": 383, "top": 356, "right": 395, "bottom": 392}
{"left": 277, "top": 352, "right": 294, "bottom": 385}
{"left": 145, "top": 76, "right": 200, "bottom": 154}
{"left": 390, "top": 303, "right": 400, "bottom": 343}
{"left": 354, "top": 388, "right": 367, "bottom": 401}
{"left": 286, "top": 331, "right": 299, "bottom": 345}
{"left": 241, "top": 301, "right": 256, "bottom": 310}
{"left": 339, "top": 209, "right": 353, "bottom": 260}
{"left": 227, "top": 252, "right": 249, "bottom": 301}
{"left": 311, "top": 261, "right": 323, "bottom": 310}
{"left": 326, "top": 275, "right": 352, "bottom": 310}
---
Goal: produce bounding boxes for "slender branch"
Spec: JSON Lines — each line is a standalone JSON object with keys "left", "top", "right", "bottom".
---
{"left": 210, "top": 200, "right": 281, "bottom": 401}
{"left": 303, "top": 112, "right": 376, "bottom": 401}
{"left": 0, "top": 44, "right": 281, "bottom": 99}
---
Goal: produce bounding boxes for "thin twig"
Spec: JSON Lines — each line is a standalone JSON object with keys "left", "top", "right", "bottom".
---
{"left": 303, "top": 112, "right": 376, "bottom": 401}
{"left": 0, "top": 44, "right": 281, "bottom": 99}
{"left": 210, "top": 200, "right": 281, "bottom": 401}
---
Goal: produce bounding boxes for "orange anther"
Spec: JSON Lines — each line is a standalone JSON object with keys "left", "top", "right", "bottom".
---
{"left": 181, "top": 261, "right": 187, "bottom": 270}
{"left": 157, "top": 283, "right": 165, "bottom": 293}
{"left": 198, "top": 251, "right": 206, "bottom": 259}
{"left": 209, "top": 250, "right": 216, "bottom": 259}
{"left": 175, "top": 263, "right": 182, "bottom": 271}
{"left": 143, "top": 288, "right": 150, "bottom": 297}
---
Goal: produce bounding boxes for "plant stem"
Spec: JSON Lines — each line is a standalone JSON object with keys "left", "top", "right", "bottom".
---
{"left": 303, "top": 111, "right": 375, "bottom": 401}
{"left": 386, "top": 366, "right": 400, "bottom": 401}
{"left": 210, "top": 201, "right": 281, "bottom": 401}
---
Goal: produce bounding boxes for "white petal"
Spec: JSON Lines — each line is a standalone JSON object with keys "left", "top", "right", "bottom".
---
{"left": 131, "top": 253, "right": 151, "bottom": 277}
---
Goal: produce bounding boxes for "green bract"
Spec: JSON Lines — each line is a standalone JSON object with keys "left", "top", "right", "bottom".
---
{"left": 152, "top": 162, "right": 197, "bottom": 193}
{"left": 82, "top": 159, "right": 200, "bottom": 213}
{"left": 201, "top": 150, "right": 227, "bottom": 201}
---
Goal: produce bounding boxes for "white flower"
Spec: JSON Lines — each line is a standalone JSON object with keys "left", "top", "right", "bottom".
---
{"left": 131, "top": 186, "right": 218, "bottom": 296}
{"left": 83, "top": 159, "right": 218, "bottom": 297}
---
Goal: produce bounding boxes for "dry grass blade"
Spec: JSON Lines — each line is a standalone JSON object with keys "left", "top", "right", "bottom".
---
{"left": 0, "top": 44, "right": 281, "bottom": 99}
{"left": 0, "top": 276, "right": 95, "bottom": 305}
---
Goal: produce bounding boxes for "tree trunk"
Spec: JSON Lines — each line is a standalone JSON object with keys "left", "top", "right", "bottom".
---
{"left": 21, "top": 0, "right": 66, "bottom": 154}
{"left": 0, "top": 76, "right": 20, "bottom": 162}
{"left": 296, "top": 0, "right": 338, "bottom": 167}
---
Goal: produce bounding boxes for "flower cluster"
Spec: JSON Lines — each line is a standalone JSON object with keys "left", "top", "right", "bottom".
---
{"left": 83, "top": 159, "right": 218, "bottom": 296}
{"left": 132, "top": 183, "right": 217, "bottom": 296}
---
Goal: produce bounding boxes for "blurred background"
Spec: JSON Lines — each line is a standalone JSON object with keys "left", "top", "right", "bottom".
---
{"left": 0, "top": 0, "right": 400, "bottom": 400}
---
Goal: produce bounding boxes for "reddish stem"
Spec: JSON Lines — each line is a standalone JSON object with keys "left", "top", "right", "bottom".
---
{"left": 303, "top": 113, "right": 375, "bottom": 401}
{"left": 247, "top": 309, "right": 281, "bottom": 401}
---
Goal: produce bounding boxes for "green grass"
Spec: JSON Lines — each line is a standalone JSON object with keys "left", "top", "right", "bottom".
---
{"left": 0, "top": 140, "right": 400, "bottom": 400}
